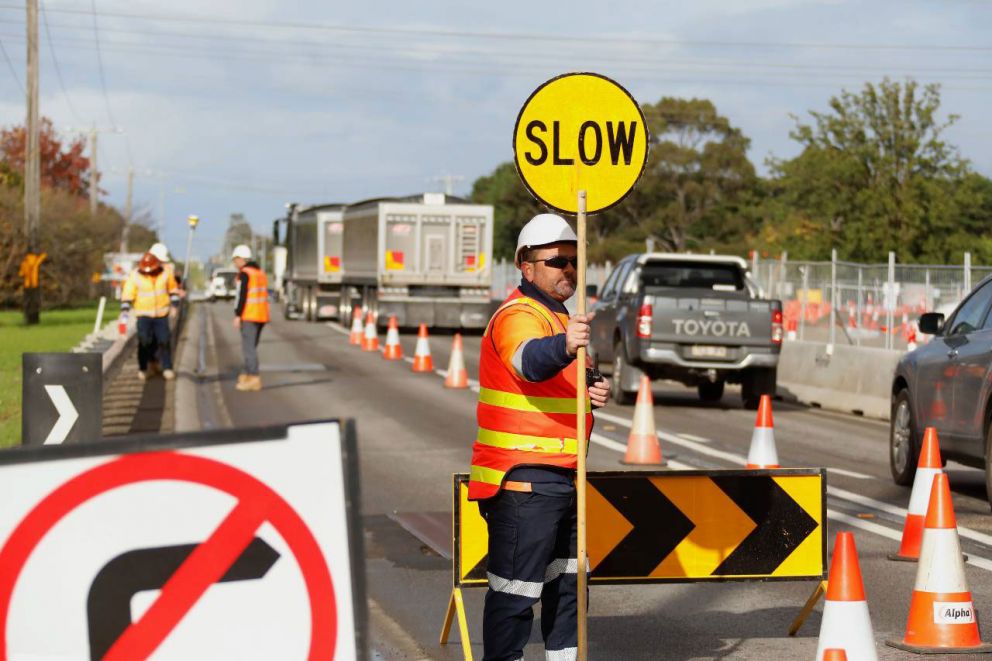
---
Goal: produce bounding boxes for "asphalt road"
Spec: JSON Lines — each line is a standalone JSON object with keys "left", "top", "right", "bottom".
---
{"left": 186, "top": 302, "right": 992, "bottom": 660}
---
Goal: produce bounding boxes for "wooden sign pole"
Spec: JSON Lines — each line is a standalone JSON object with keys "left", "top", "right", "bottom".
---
{"left": 575, "top": 189, "right": 588, "bottom": 661}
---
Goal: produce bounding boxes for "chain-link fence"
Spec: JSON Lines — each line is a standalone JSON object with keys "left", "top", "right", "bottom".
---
{"left": 751, "top": 252, "right": 992, "bottom": 351}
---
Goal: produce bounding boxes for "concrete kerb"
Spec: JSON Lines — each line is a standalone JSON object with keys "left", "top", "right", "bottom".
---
{"left": 173, "top": 303, "right": 201, "bottom": 433}
{"left": 776, "top": 340, "right": 901, "bottom": 421}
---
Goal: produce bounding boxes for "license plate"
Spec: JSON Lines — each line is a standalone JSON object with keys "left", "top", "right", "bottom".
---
{"left": 689, "top": 345, "right": 728, "bottom": 358}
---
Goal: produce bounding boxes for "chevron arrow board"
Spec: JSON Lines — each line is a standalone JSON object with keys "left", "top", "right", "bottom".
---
{"left": 453, "top": 469, "right": 825, "bottom": 587}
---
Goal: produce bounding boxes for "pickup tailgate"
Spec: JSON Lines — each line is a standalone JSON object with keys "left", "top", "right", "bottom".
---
{"left": 648, "top": 292, "right": 777, "bottom": 360}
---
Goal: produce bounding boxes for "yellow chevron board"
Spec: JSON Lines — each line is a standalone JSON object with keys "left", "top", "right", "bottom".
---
{"left": 452, "top": 469, "right": 825, "bottom": 587}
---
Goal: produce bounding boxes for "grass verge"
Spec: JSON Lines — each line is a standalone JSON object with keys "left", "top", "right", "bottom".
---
{"left": 0, "top": 301, "right": 119, "bottom": 448}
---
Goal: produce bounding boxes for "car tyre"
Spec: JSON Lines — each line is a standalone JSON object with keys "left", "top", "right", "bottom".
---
{"left": 698, "top": 380, "right": 725, "bottom": 403}
{"left": 890, "top": 388, "right": 919, "bottom": 486}
{"left": 612, "top": 341, "right": 636, "bottom": 405}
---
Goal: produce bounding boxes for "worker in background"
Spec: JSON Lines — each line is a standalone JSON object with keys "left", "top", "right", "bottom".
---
{"left": 120, "top": 251, "right": 180, "bottom": 381}
{"left": 468, "top": 213, "right": 610, "bottom": 661}
{"left": 231, "top": 244, "right": 270, "bottom": 392}
{"left": 147, "top": 242, "right": 184, "bottom": 373}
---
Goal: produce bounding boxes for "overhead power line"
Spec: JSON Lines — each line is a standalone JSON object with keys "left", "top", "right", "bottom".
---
{"left": 40, "top": 0, "right": 81, "bottom": 122}
{"left": 7, "top": 4, "right": 991, "bottom": 53}
{"left": 0, "top": 34, "right": 21, "bottom": 93}
{"left": 88, "top": 0, "right": 116, "bottom": 128}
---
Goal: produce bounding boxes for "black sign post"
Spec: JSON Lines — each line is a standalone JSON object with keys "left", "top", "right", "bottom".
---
{"left": 21, "top": 352, "right": 102, "bottom": 446}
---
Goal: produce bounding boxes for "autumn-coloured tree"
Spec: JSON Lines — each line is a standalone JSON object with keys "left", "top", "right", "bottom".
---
{"left": 0, "top": 117, "right": 91, "bottom": 197}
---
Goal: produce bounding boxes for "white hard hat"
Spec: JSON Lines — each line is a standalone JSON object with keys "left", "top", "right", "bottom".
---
{"left": 231, "top": 244, "right": 252, "bottom": 260}
{"left": 148, "top": 242, "right": 169, "bottom": 262}
{"left": 514, "top": 214, "right": 577, "bottom": 267}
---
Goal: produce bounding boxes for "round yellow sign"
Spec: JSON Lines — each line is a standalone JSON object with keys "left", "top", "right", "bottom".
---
{"left": 513, "top": 72, "right": 648, "bottom": 215}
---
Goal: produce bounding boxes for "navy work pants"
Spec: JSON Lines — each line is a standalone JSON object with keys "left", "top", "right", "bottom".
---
{"left": 479, "top": 489, "right": 578, "bottom": 661}
{"left": 136, "top": 316, "right": 172, "bottom": 370}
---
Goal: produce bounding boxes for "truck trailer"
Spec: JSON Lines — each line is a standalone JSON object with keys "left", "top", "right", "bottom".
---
{"left": 277, "top": 193, "right": 494, "bottom": 329}
{"left": 340, "top": 193, "right": 493, "bottom": 328}
{"left": 278, "top": 203, "right": 347, "bottom": 321}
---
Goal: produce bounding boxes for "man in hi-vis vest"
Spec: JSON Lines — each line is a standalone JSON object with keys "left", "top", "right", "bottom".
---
{"left": 121, "top": 252, "right": 181, "bottom": 381}
{"left": 231, "top": 244, "right": 270, "bottom": 392}
{"left": 468, "top": 214, "right": 610, "bottom": 661}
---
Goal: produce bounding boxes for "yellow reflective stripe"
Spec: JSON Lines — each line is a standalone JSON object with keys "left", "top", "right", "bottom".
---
{"left": 470, "top": 465, "right": 505, "bottom": 486}
{"left": 477, "top": 428, "right": 578, "bottom": 454}
{"left": 478, "top": 387, "right": 590, "bottom": 414}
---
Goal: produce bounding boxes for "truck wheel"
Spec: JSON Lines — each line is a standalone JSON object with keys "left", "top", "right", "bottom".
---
{"left": 741, "top": 367, "right": 776, "bottom": 410}
{"left": 891, "top": 389, "right": 919, "bottom": 486}
{"left": 612, "top": 342, "right": 636, "bottom": 405}
{"left": 698, "top": 380, "right": 725, "bottom": 403}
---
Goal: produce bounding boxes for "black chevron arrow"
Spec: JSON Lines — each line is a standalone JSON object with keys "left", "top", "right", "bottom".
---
{"left": 86, "top": 536, "right": 280, "bottom": 660}
{"left": 590, "top": 477, "right": 695, "bottom": 578}
{"left": 710, "top": 475, "right": 818, "bottom": 576}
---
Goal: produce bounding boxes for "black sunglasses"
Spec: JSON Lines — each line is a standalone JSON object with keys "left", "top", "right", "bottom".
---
{"left": 528, "top": 256, "right": 578, "bottom": 270}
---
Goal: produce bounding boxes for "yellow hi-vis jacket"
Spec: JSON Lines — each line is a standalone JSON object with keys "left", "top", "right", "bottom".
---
{"left": 121, "top": 270, "right": 179, "bottom": 318}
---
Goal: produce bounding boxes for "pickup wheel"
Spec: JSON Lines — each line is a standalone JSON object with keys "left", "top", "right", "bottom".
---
{"left": 612, "top": 342, "right": 636, "bottom": 405}
{"left": 891, "top": 389, "right": 919, "bottom": 486}
{"left": 698, "top": 380, "right": 725, "bottom": 403}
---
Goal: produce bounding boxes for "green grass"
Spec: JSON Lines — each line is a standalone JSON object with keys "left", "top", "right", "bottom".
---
{"left": 0, "top": 301, "right": 120, "bottom": 448}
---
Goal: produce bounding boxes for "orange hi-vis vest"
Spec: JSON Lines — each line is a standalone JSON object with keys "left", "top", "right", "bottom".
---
{"left": 468, "top": 289, "right": 592, "bottom": 500}
{"left": 240, "top": 265, "right": 270, "bottom": 323}
{"left": 121, "top": 270, "right": 178, "bottom": 318}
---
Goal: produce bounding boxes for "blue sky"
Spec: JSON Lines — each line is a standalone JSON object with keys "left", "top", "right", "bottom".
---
{"left": 0, "top": 0, "right": 989, "bottom": 262}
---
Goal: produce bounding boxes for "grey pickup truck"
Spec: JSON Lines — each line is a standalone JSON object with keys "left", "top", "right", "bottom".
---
{"left": 589, "top": 253, "right": 783, "bottom": 408}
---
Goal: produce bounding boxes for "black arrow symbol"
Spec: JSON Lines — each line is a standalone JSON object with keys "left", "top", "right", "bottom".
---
{"left": 710, "top": 475, "right": 818, "bottom": 576}
{"left": 590, "top": 477, "right": 695, "bottom": 578}
{"left": 86, "top": 536, "right": 280, "bottom": 660}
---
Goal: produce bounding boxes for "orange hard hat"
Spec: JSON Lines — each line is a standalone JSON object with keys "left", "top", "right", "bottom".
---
{"left": 138, "top": 252, "right": 162, "bottom": 275}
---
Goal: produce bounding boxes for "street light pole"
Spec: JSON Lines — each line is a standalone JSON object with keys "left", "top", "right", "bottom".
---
{"left": 184, "top": 215, "right": 199, "bottom": 290}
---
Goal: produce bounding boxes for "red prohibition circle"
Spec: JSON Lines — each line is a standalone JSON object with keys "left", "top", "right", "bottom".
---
{"left": 0, "top": 451, "right": 337, "bottom": 659}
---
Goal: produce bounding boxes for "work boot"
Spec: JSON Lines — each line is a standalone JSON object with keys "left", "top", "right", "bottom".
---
{"left": 237, "top": 375, "right": 262, "bottom": 391}
{"left": 137, "top": 370, "right": 147, "bottom": 382}
{"left": 148, "top": 360, "right": 161, "bottom": 376}
{"left": 236, "top": 374, "right": 247, "bottom": 387}
{"left": 163, "top": 369, "right": 176, "bottom": 380}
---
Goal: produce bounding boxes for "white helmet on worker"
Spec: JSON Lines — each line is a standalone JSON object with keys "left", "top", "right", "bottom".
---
{"left": 148, "top": 242, "right": 170, "bottom": 262}
{"left": 231, "top": 244, "right": 252, "bottom": 260}
{"left": 514, "top": 214, "right": 577, "bottom": 267}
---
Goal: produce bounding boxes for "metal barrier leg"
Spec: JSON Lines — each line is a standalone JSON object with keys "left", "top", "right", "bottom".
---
{"left": 439, "top": 587, "right": 473, "bottom": 661}
{"left": 789, "top": 580, "right": 827, "bottom": 636}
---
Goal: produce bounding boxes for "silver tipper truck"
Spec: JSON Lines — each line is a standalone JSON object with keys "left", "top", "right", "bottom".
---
{"left": 278, "top": 202, "right": 347, "bottom": 321}
{"left": 590, "top": 253, "right": 782, "bottom": 408}
{"left": 339, "top": 193, "right": 494, "bottom": 328}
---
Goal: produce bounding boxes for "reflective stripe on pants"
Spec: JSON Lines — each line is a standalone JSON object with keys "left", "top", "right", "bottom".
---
{"left": 479, "top": 489, "right": 578, "bottom": 661}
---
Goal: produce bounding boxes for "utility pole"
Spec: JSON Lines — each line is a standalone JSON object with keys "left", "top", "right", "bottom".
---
{"left": 89, "top": 126, "right": 98, "bottom": 216}
{"left": 23, "top": 0, "right": 41, "bottom": 325}
{"left": 119, "top": 166, "right": 133, "bottom": 254}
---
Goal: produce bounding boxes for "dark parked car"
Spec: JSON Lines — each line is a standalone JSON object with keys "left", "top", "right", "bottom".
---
{"left": 890, "top": 276, "right": 992, "bottom": 505}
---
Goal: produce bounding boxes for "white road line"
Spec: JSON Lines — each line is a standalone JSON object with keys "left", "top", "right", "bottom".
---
{"left": 677, "top": 433, "right": 710, "bottom": 444}
{"left": 827, "top": 467, "right": 872, "bottom": 480}
{"left": 326, "top": 321, "right": 349, "bottom": 335}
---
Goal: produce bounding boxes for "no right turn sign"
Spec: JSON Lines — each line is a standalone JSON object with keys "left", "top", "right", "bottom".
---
{"left": 0, "top": 420, "right": 365, "bottom": 660}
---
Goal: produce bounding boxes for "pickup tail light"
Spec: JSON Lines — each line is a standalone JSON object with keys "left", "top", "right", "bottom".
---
{"left": 637, "top": 303, "right": 653, "bottom": 339}
{"left": 771, "top": 309, "right": 783, "bottom": 345}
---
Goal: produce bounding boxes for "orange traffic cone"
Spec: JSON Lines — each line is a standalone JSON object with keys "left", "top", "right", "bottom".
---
{"left": 349, "top": 306, "right": 364, "bottom": 345}
{"left": 930, "top": 382, "right": 948, "bottom": 420}
{"left": 815, "top": 532, "right": 877, "bottom": 660}
{"left": 890, "top": 427, "right": 943, "bottom": 562}
{"left": 361, "top": 311, "right": 379, "bottom": 352}
{"left": 886, "top": 473, "right": 992, "bottom": 653}
{"left": 746, "top": 395, "right": 779, "bottom": 469}
{"left": 412, "top": 324, "right": 434, "bottom": 372}
{"left": 822, "top": 651, "right": 847, "bottom": 661}
{"left": 383, "top": 315, "right": 403, "bottom": 360}
{"left": 621, "top": 376, "right": 664, "bottom": 465}
{"left": 444, "top": 333, "right": 468, "bottom": 388}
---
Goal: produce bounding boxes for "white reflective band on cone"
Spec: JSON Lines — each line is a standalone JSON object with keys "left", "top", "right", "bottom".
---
{"left": 916, "top": 529, "right": 968, "bottom": 592}
{"left": 815, "top": 601, "right": 878, "bottom": 661}
{"left": 747, "top": 428, "right": 778, "bottom": 465}
{"left": 415, "top": 336, "right": 430, "bottom": 355}
{"left": 386, "top": 327, "right": 400, "bottom": 344}
{"left": 907, "top": 468, "right": 941, "bottom": 515}
{"left": 487, "top": 572, "right": 543, "bottom": 598}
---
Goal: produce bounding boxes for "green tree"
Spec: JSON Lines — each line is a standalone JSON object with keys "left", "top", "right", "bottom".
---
{"left": 470, "top": 162, "right": 545, "bottom": 261}
{"left": 613, "top": 97, "right": 757, "bottom": 254}
{"left": 761, "top": 78, "right": 987, "bottom": 262}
